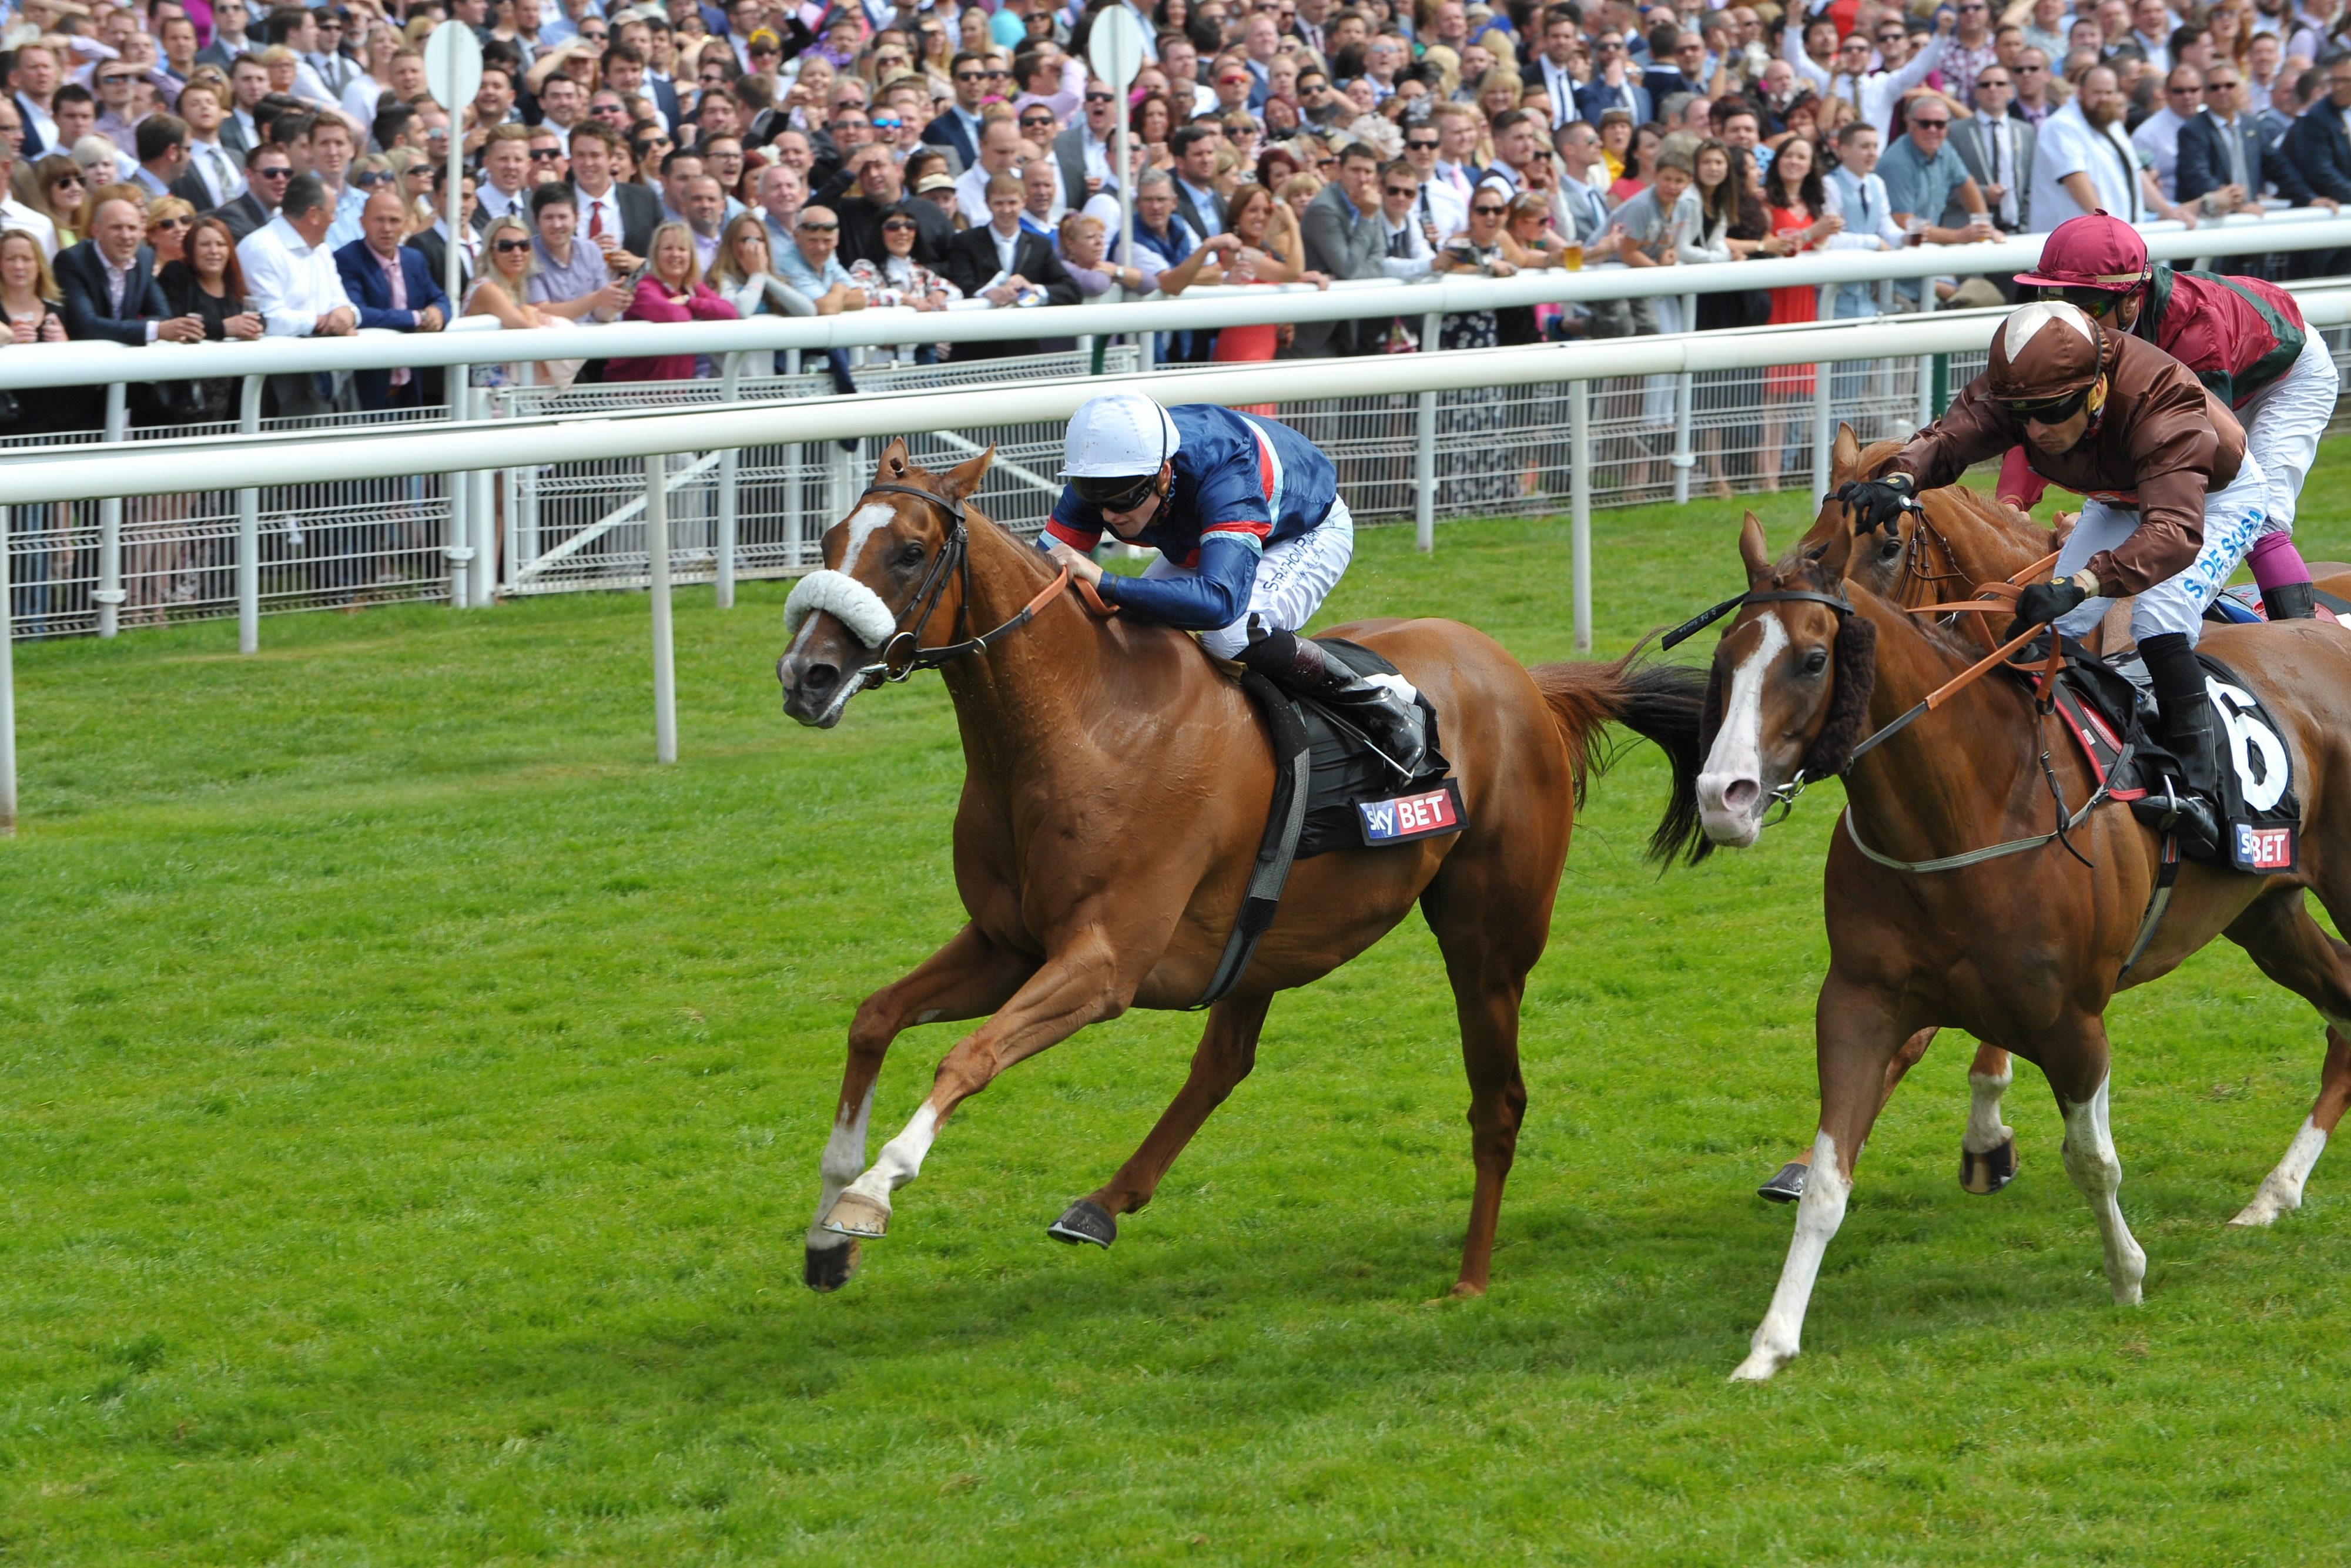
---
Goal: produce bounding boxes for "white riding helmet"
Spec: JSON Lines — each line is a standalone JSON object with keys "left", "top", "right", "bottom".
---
{"left": 1062, "top": 393, "right": 1181, "bottom": 507}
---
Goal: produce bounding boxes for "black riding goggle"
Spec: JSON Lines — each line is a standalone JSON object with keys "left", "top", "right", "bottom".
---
{"left": 2002, "top": 382, "right": 2094, "bottom": 424}
{"left": 2041, "top": 284, "right": 2135, "bottom": 319}
{"left": 1071, "top": 471, "right": 1162, "bottom": 511}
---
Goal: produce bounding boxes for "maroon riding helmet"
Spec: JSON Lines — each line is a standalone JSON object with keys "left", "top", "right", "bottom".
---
{"left": 2014, "top": 210, "right": 2151, "bottom": 321}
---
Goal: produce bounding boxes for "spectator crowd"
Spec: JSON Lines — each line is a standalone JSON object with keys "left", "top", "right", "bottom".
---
{"left": 1, "top": 0, "right": 2349, "bottom": 434}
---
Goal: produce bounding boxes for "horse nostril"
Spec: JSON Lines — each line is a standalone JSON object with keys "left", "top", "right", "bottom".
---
{"left": 1723, "top": 778, "right": 1760, "bottom": 813}
{"left": 801, "top": 662, "right": 840, "bottom": 699}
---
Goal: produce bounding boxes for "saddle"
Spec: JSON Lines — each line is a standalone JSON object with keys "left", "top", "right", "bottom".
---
{"left": 1193, "top": 638, "right": 1461, "bottom": 1009}
{"left": 2207, "top": 584, "right": 2351, "bottom": 626}
{"left": 2042, "top": 639, "right": 2302, "bottom": 873}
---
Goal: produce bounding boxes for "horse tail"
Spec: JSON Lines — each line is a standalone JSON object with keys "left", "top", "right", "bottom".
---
{"left": 1528, "top": 654, "right": 1713, "bottom": 866}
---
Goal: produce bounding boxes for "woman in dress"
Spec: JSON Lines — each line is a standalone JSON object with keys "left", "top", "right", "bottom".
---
{"left": 609, "top": 220, "right": 740, "bottom": 383}
{"left": 1131, "top": 93, "right": 1176, "bottom": 171}
{"left": 1209, "top": 182, "right": 1324, "bottom": 373}
{"left": 158, "top": 215, "right": 263, "bottom": 420}
{"left": 843, "top": 208, "right": 962, "bottom": 361}
{"left": 1686, "top": 142, "right": 1772, "bottom": 497}
{"left": 1430, "top": 186, "right": 1520, "bottom": 508}
{"left": 0, "top": 229, "right": 73, "bottom": 632}
{"left": 1609, "top": 121, "right": 1663, "bottom": 203}
{"left": 29, "top": 158, "right": 88, "bottom": 247}
{"left": 144, "top": 196, "right": 196, "bottom": 272}
{"left": 461, "top": 213, "right": 586, "bottom": 393}
{"left": 1754, "top": 134, "right": 1843, "bottom": 491}
{"left": 709, "top": 211, "right": 821, "bottom": 367}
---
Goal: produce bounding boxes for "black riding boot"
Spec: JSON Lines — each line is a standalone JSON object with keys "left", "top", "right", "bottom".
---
{"left": 2262, "top": 581, "right": 2318, "bottom": 621}
{"left": 1240, "top": 622, "right": 1429, "bottom": 779}
{"left": 2141, "top": 631, "right": 2222, "bottom": 857}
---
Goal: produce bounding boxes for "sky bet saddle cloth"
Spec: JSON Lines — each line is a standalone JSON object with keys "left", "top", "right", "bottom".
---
{"left": 2047, "top": 649, "right": 2302, "bottom": 875}
{"left": 1282, "top": 638, "right": 1461, "bottom": 860}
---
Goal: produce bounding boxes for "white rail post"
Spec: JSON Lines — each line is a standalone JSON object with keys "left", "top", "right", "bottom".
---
{"left": 1915, "top": 276, "right": 1938, "bottom": 428}
{"left": 1414, "top": 309, "right": 1441, "bottom": 552}
{"left": 1, "top": 476, "right": 14, "bottom": 835}
{"left": 1672, "top": 290, "right": 1697, "bottom": 505}
{"left": 1570, "top": 377, "right": 1592, "bottom": 653}
{"left": 644, "top": 453, "right": 677, "bottom": 765}
{"left": 236, "top": 373, "right": 263, "bottom": 653}
{"left": 716, "top": 350, "right": 741, "bottom": 608}
{"left": 447, "top": 365, "right": 470, "bottom": 607}
{"left": 1812, "top": 350, "right": 1835, "bottom": 507}
{"left": 95, "top": 382, "right": 126, "bottom": 638}
{"left": 785, "top": 347, "right": 806, "bottom": 565}
{"left": 470, "top": 380, "right": 496, "bottom": 607}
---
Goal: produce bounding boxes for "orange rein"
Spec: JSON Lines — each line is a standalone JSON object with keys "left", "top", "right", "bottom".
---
{"left": 1898, "top": 548, "right": 2065, "bottom": 711}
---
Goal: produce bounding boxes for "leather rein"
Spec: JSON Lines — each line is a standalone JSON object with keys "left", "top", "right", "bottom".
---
{"left": 848, "top": 480, "right": 1114, "bottom": 688}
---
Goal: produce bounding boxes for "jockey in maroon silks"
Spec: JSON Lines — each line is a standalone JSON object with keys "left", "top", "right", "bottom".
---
{"left": 1995, "top": 210, "right": 2333, "bottom": 621}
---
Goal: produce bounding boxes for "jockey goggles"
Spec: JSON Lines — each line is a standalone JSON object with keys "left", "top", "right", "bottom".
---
{"left": 1070, "top": 469, "right": 1165, "bottom": 511}
{"left": 2002, "top": 381, "right": 2095, "bottom": 423}
{"left": 2042, "top": 284, "right": 2132, "bottom": 320}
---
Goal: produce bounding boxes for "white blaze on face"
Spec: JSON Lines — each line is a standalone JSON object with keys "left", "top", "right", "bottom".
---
{"left": 782, "top": 501, "right": 906, "bottom": 656}
{"left": 1697, "top": 611, "right": 1789, "bottom": 846}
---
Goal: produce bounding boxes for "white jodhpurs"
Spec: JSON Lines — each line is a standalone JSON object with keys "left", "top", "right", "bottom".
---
{"left": 1143, "top": 497, "right": 1357, "bottom": 659}
{"left": 2053, "top": 453, "right": 2268, "bottom": 648}
{"left": 2237, "top": 333, "right": 2340, "bottom": 540}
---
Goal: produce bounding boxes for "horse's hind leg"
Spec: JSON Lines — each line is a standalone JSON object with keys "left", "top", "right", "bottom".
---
{"left": 2221, "top": 887, "right": 2351, "bottom": 1226}
{"left": 1050, "top": 992, "right": 1275, "bottom": 1248}
{"left": 806, "top": 923, "right": 1037, "bottom": 1291}
{"left": 1960, "top": 1041, "right": 2022, "bottom": 1197}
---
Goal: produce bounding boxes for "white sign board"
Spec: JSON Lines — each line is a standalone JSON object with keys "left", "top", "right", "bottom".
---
{"left": 1087, "top": 5, "right": 1145, "bottom": 90}
{"left": 424, "top": 20, "right": 483, "bottom": 114}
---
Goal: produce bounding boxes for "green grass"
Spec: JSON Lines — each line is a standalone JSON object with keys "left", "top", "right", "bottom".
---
{"left": 6, "top": 450, "right": 2351, "bottom": 1564}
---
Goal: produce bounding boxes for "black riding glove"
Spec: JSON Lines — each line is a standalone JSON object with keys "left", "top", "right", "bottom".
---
{"left": 1835, "top": 473, "right": 1916, "bottom": 534}
{"left": 2005, "top": 574, "right": 2092, "bottom": 641}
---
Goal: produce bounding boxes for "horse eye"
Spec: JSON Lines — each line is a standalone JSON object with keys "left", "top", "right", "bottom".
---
{"left": 1800, "top": 648, "right": 1828, "bottom": 675}
{"left": 1879, "top": 534, "right": 1903, "bottom": 559}
{"left": 897, "top": 541, "right": 926, "bottom": 566}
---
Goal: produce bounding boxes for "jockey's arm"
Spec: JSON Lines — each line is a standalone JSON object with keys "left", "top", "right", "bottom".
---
{"left": 1092, "top": 535, "right": 1260, "bottom": 629}
{"left": 2084, "top": 462, "right": 2210, "bottom": 597}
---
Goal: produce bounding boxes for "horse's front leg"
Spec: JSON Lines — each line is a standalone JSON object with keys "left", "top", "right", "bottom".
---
{"left": 823, "top": 921, "right": 1155, "bottom": 1244}
{"left": 806, "top": 923, "right": 1037, "bottom": 1291}
{"left": 1732, "top": 970, "right": 1913, "bottom": 1381}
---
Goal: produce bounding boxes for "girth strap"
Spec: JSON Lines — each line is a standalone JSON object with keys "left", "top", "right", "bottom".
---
{"left": 1193, "top": 672, "right": 1312, "bottom": 1010}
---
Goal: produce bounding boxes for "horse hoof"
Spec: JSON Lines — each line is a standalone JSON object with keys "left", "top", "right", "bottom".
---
{"left": 803, "top": 1239, "right": 860, "bottom": 1292}
{"left": 1960, "top": 1137, "right": 2019, "bottom": 1195}
{"left": 823, "top": 1192, "right": 892, "bottom": 1238}
{"left": 1046, "top": 1198, "right": 1117, "bottom": 1248}
{"left": 1757, "top": 1161, "right": 1809, "bottom": 1204}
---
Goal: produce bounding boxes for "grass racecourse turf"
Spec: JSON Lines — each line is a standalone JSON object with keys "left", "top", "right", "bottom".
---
{"left": 5, "top": 447, "right": 2351, "bottom": 1566}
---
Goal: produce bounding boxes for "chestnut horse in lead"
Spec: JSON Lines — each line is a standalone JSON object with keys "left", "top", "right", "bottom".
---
{"left": 778, "top": 441, "right": 1708, "bottom": 1297}
{"left": 1695, "top": 439, "right": 2351, "bottom": 1380}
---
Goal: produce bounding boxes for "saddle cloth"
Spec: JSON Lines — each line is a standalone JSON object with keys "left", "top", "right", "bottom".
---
{"left": 2045, "top": 645, "right": 2302, "bottom": 873}
{"left": 2206, "top": 584, "right": 2351, "bottom": 626}
{"left": 1249, "top": 637, "right": 1460, "bottom": 860}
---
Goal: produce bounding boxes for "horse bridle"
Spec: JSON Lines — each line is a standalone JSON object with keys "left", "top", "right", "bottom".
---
{"left": 846, "top": 480, "right": 1076, "bottom": 686}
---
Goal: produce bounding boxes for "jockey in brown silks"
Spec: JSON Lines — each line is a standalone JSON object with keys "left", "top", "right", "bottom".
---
{"left": 1993, "top": 210, "right": 2332, "bottom": 622}
{"left": 1835, "top": 297, "right": 2268, "bottom": 856}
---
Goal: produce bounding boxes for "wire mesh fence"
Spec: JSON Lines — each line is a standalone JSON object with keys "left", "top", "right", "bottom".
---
{"left": 8, "top": 321, "right": 2350, "bottom": 641}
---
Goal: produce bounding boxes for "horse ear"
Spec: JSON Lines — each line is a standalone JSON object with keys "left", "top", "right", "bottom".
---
{"left": 873, "top": 437, "right": 910, "bottom": 486}
{"left": 1813, "top": 508, "right": 1858, "bottom": 582}
{"left": 1739, "top": 510, "right": 1771, "bottom": 584}
{"left": 1829, "top": 423, "right": 1862, "bottom": 487}
{"left": 942, "top": 444, "right": 996, "bottom": 502}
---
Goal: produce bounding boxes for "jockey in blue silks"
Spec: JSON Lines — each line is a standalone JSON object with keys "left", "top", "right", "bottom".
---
{"left": 1039, "top": 391, "right": 1428, "bottom": 773}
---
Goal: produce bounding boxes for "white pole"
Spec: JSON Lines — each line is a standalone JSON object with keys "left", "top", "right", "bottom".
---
{"left": 95, "top": 382, "right": 126, "bottom": 638}
{"left": 443, "top": 120, "right": 464, "bottom": 316}
{"left": 645, "top": 453, "right": 677, "bottom": 765}
{"left": 236, "top": 372, "right": 263, "bottom": 653}
{"left": 1915, "top": 274, "right": 1938, "bottom": 428}
{"left": 470, "top": 381, "right": 495, "bottom": 606}
{"left": 447, "top": 364, "right": 470, "bottom": 607}
{"left": 1570, "top": 378, "right": 1591, "bottom": 654}
{"left": 1116, "top": 102, "right": 1135, "bottom": 364}
{"left": 716, "top": 350, "right": 741, "bottom": 608}
{"left": 1812, "top": 355, "right": 1834, "bottom": 508}
{"left": 1415, "top": 310, "right": 1441, "bottom": 552}
{"left": 1672, "top": 290, "right": 1697, "bottom": 505}
{"left": 0, "top": 484, "right": 15, "bottom": 836}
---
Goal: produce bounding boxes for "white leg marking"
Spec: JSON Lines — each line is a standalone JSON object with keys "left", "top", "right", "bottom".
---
{"left": 808, "top": 1084, "right": 876, "bottom": 1251}
{"left": 2060, "top": 1081, "right": 2146, "bottom": 1305}
{"left": 1732, "top": 1130, "right": 1848, "bottom": 1381}
{"left": 1963, "top": 1065, "right": 2015, "bottom": 1154}
{"left": 2231, "top": 1115, "right": 2328, "bottom": 1228}
{"left": 1698, "top": 612, "right": 1788, "bottom": 848}
{"left": 835, "top": 1101, "right": 943, "bottom": 1215}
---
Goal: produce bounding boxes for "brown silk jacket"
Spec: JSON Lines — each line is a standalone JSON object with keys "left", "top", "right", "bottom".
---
{"left": 1891, "top": 327, "right": 2246, "bottom": 597}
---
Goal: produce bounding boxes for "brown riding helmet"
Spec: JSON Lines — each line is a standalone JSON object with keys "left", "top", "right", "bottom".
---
{"left": 1985, "top": 299, "right": 2107, "bottom": 407}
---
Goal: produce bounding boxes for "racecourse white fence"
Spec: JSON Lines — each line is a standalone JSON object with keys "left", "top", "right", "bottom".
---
{"left": 5, "top": 210, "right": 2348, "bottom": 649}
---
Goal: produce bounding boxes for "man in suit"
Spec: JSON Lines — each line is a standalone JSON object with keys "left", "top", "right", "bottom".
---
{"left": 410, "top": 165, "right": 478, "bottom": 299}
{"left": 334, "top": 188, "right": 451, "bottom": 410}
{"left": 58, "top": 196, "right": 207, "bottom": 344}
{"left": 2281, "top": 58, "right": 2351, "bottom": 272}
{"left": 1948, "top": 63, "right": 2035, "bottom": 232}
{"left": 130, "top": 116, "right": 200, "bottom": 205}
{"left": 1576, "top": 29, "right": 1653, "bottom": 126}
{"left": 175, "top": 79, "right": 247, "bottom": 209}
{"left": 1297, "top": 141, "right": 1385, "bottom": 357}
{"left": 212, "top": 142, "right": 292, "bottom": 242}
{"left": 940, "top": 174, "right": 1080, "bottom": 360}
{"left": 568, "top": 120, "right": 659, "bottom": 263}
{"left": 920, "top": 50, "right": 997, "bottom": 172}
{"left": 2175, "top": 62, "right": 2268, "bottom": 212}
{"left": 197, "top": 0, "right": 259, "bottom": 70}
{"left": 1168, "top": 124, "right": 1226, "bottom": 246}
{"left": 1053, "top": 79, "right": 1120, "bottom": 207}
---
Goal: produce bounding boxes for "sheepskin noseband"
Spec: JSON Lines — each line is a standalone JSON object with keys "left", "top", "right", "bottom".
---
{"left": 784, "top": 569, "right": 900, "bottom": 649}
